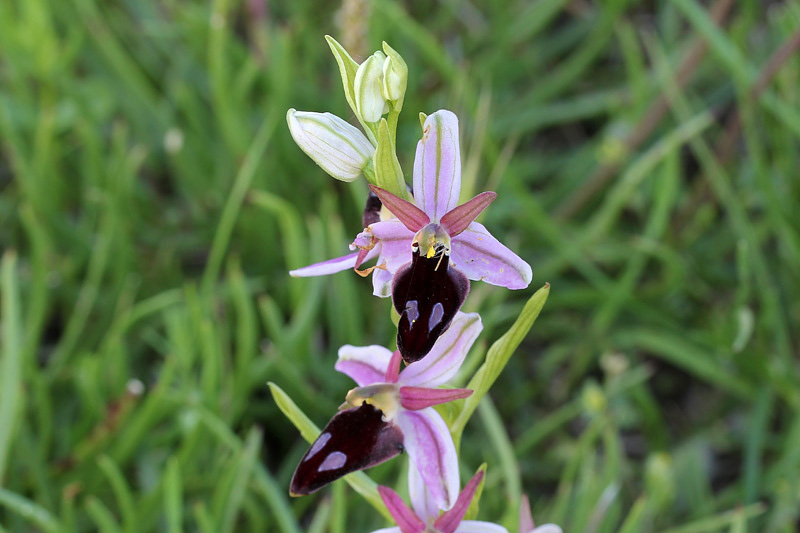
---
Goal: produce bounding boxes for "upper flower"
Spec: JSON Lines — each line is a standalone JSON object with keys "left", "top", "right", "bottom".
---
{"left": 336, "top": 312, "right": 482, "bottom": 510}
{"left": 290, "top": 110, "right": 532, "bottom": 298}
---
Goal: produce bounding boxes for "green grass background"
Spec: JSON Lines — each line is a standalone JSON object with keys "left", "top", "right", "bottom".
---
{"left": 2, "top": 0, "right": 800, "bottom": 531}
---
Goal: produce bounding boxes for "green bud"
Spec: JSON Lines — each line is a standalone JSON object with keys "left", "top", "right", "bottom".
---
{"left": 381, "top": 42, "right": 408, "bottom": 109}
{"left": 355, "top": 51, "right": 389, "bottom": 123}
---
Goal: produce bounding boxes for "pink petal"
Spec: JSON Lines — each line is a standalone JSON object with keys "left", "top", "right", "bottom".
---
{"left": 377, "top": 486, "right": 426, "bottom": 533}
{"left": 372, "top": 266, "right": 394, "bottom": 298}
{"left": 396, "top": 409, "right": 459, "bottom": 510}
{"left": 450, "top": 222, "right": 532, "bottom": 289}
{"left": 399, "top": 387, "right": 472, "bottom": 411}
{"left": 370, "top": 219, "right": 415, "bottom": 274}
{"left": 456, "top": 522, "right": 510, "bottom": 533}
{"left": 289, "top": 252, "right": 360, "bottom": 277}
{"left": 519, "top": 495, "right": 534, "bottom": 533}
{"left": 370, "top": 529, "right": 403, "bottom": 533}
{"left": 335, "top": 345, "right": 393, "bottom": 386}
{"left": 439, "top": 191, "right": 497, "bottom": 237}
{"left": 369, "top": 185, "right": 430, "bottom": 232}
{"left": 434, "top": 470, "right": 484, "bottom": 533}
{"left": 408, "top": 461, "right": 442, "bottom": 523}
{"left": 413, "top": 110, "right": 461, "bottom": 222}
{"left": 384, "top": 351, "right": 402, "bottom": 383}
{"left": 397, "top": 312, "right": 482, "bottom": 388}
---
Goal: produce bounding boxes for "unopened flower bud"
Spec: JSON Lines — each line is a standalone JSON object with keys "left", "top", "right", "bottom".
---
{"left": 286, "top": 109, "right": 374, "bottom": 182}
{"left": 381, "top": 42, "right": 407, "bottom": 108}
{"left": 354, "top": 51, "right": 389, "bottom": 123}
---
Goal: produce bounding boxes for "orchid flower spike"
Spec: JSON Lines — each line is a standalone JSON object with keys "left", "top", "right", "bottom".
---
{"left": 290, "top": 312, "right": 482, "bottom": 510}
{"left": 290, "top": 109, "right": 532, "bottom": 297}
{"left": 374, "top": 469, "right": 510, "bottom": 533}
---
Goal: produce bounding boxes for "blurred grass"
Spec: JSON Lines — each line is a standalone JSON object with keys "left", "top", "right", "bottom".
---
{"left": 1, "top": 0, "right": 800, "bottom": 531}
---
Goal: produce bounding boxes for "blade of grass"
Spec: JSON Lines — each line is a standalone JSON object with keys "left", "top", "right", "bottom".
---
{"left": 0, "top": 252, "right": 23, "bottom": 484}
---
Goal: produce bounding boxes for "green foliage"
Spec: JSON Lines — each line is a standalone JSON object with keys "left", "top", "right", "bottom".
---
{"left": 1, "top": 0, "right": 800, "bottom": 531}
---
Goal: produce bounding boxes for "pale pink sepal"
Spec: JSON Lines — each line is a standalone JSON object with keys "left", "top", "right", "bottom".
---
{"left": 413, "top": 110, "right": 461, "bottom": 222}
{"left": 433, "top": 470, "right": 484, "bottom": 533}
{"left": 377, "top": 486, "right": 426, "bottom": 533}
{"left": 399, "top": 387, "right": 472, "bottom": 411}
{"left": 396, "top": 409, "right": 460, "bottom": 511}
{"left": 519, "top": 495, "right": 534, "bottom": 533}
{"left": 408, "top": 461, "right": 441, "bottom": 523}
{"left": 456, "top": 522, "right": 510, "bottom": 533}
{"left": 439, "top": 191, "right": 497, "bottom": 238}
{"left": 335, "top": 345, "right": 393, "bottom": 387}
{"left": 369, "top": 185, "right": 430, "bottom": 232}
{"left": 398, "top": 312, "right": 482, "bottom": 388}
{"left": 289, "top": 252, "right": 361, "bottom": 277}
{"left": 384, "top": 351, "right": 402, "bottom": 383}
{"left": 450, "top": 221, "right": 532, "bottom": 289}
{"left": 372, "top": 266, "right": 395, "bottom": 298}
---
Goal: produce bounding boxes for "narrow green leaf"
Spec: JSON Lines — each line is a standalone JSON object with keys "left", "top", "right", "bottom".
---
{"left": 0, "top": 487, "right": 60, "bottom": 533}
{"left": 201, "top": 113, "right": 277, "bottom": 293}
{"left": 164, "top": 457, "right": 183, "bottom": 533}
{"left": 373, "top": 118, "right": 410, "bottom": 199}
{"left": 215, "top": 428, "right": 262, "bottom": 533}
{"left": 267, "top": 382, "right": 392, "bottom": 520}
{"left": 85, "top": 497, "right": 123, "bottom": 533}
{"left": 0, "top": 252, "right": 23, "bottom": 484}
{"left": 325, "top": 35, "right": 360, "bottom": 120}
{"left": 96, "top": 455, "right": 137, "bottom": 533}
{"left": 451, "top": 284, "right": 550, "bottom": 442}
{"left": 660, "top": 503, "right": 766, "bottom": 533}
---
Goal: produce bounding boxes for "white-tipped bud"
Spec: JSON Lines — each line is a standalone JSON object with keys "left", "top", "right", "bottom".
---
{"left": 354, "top": 51, "right": 389, "bottom": 123}
{"left": 287, "top": 109, "right": 374, "bottom": 182}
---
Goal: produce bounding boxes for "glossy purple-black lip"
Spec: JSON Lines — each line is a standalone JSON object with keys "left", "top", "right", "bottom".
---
{"left": 392, "top": 252, "right": 469, "bottom": 364}
{"left": 290, "top": 403, "right": 404, "bottom": 496}
{"left": 362, "top": 190, "right": 383, "bottom": 228}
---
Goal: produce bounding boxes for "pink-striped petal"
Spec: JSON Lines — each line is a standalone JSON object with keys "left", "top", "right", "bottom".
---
{"left": 369, "top": 185, "right": 430, "bottom": 232}
{"left": 396, "top": 409, "right": 459, "bottom": 511}
{"left": 456, "top": 522, "right": 510, "bottom": 533}
{"left": 335, "top": 345, "right": 393, "bottom": 386}
{"left": 434, "top": 470, "right": 484, "bottom": 533}
{"left": 450, "top": 222, "right": 532, "bottom": 289}
{"left": 439, "top": 191, "right": 497, "bottom": 237}
{"left": 384, "top": 351, "right": 402, "bottom": 384}
{"left": 413, "top": 110, "right": 461, "bottom": 222}
{"left": 408, "top": 461, "right": 442, "bottom": 523}
{"left": 397, "top": 312, "right": 482, "bottom": 388}
{"left": 378, "top": 486, "right": 426, "bottom": 533}
{"left": 289, "top": 252, "right": 360, "bottom": 277}
{"left": 399, "top": 387, "right": 472, "bottom": 411}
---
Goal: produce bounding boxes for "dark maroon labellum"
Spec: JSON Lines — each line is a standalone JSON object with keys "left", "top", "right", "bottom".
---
{"left": 362, "top": 190, "right": 383, "bottom": 228}
{"left": 392, "top": 253, "right": 469, "bottom": 364}
{"left": 290, "top": 403, "right": 404, "bottom": 496}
